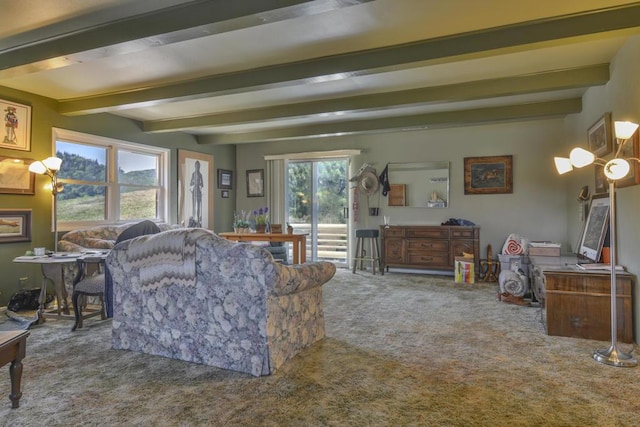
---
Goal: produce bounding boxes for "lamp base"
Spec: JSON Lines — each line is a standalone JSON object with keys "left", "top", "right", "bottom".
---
{"left": 593, "top": 345, "right": 637, "bottom": 367}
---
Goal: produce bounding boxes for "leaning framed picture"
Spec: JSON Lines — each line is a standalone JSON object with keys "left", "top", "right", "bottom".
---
{"left": 1, "top": 99, "right": 31, "bottom": 151}
{"left": 464, "top": 155, "right": 513, "bottom": 194}
{"left": 578, "top": 194, "right": 609, "bottom": 262}
{"left": 246, "top": 169, "right": 264, "bottom": 197}
{"left": 178, "top": 150, "right": 214, "bottom": 229}
{"left": 0, "top": 156, "right": 35, "bottom": 194}
{"left": 587, "top": 112, "right": 612, "bottom": 157}
{"left": 0, "top": 209, "right": 32, "bottom": 243}
{"left": 217, "top": 169, "right": 232, "bottom": 189}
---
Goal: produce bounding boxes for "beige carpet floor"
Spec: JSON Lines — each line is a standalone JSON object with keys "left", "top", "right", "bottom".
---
{"left": 1, "top": 267, "right": 639, "bottom": 426}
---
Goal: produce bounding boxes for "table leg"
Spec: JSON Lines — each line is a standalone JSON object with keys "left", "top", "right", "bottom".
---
{"left": 36, "top": 274, "right": 48, "bottom": 325}
{"left": 9, "top": 355, "right": 24, "bottom": 409}
{"left": 40, "top": 264, "right": 70, "bottom": 316}
{"left": 292, "top": 240, "right": 300, "bottom": 264}
{"left": 300, "top": 236, "right": 306, "bottom": 264}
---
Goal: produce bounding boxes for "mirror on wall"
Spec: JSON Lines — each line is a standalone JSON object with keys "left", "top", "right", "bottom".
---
{"left": 386, "top": 162, "right": 449, "bottom": 208}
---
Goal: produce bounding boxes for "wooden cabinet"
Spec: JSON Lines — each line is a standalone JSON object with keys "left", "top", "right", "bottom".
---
{"left": 529, "top": 256, "right": 633, "bottom": 343}
{"left": 380, "top": 225, "right": 480, "bottom": 275}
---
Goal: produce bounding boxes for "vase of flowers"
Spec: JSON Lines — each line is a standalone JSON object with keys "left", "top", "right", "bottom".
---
{"left": 233, "top": 210, "right": 251, "bottom": 233}
{"left": 253, "top": 207, "right": 269, "bottom": 233}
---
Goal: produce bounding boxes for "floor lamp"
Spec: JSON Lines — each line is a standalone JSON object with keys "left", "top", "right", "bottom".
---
{"left": 29, "top": 156, "right": 63, "bottom": 252}
{"left": 554, "top": 120, "right": 639, "bottom": 368}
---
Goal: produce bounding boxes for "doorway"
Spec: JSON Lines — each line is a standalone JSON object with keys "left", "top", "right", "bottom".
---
{"left": 286, "top": 158, "right": 348, "bottom": 266}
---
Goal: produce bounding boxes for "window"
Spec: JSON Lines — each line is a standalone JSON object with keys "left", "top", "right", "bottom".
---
{"left": 53, "top": 128, "right": 169, "bottom": 230}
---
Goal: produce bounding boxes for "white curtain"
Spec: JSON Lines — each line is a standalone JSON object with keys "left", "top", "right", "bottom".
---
{"left": 265, "top": 159, "right": 286, "bottom": 224}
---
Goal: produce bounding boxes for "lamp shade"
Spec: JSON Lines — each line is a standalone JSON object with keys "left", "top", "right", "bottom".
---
{"left": 569, "top": 147, "right": 595, "bottom": 168}
{"left": 614, "top": 121, "right": 639, "bottom": 140}
{"left": 28, "top": 161, "right": 47, "bottom": 174}
{"left": 604, "top": 158, "right": 630, "bottom": 180}
{"left": 42, "top": 156, "right": 62, "bottom": 171}
{"left": 554, "top": 157, "right": 573, "bottom": 174}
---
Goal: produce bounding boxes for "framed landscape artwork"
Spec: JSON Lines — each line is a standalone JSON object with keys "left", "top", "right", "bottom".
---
{"left": 178, "top": 150, "right": 214, "bottom": 229}
{"left": 0, "top": 209, "right": 32, "bottom": 243}
{"left": 1, "top": 99, "right": 31, "bottom": 151}
{"left": 464, "top": 155, "right": 513, "bottom": 195}
{"left": 0, "top": 156, "right": 35, "bottom": 194}
{"left": 587, "top": 112, "right": 612, "bottom": 157}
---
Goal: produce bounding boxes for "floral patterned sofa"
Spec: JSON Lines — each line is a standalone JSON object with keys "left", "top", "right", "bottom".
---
{"left": 106, "top": 228, "right": 336, "bottom": 377}
{"left": 58, "top": 222, "right": 177, "bottom": 252}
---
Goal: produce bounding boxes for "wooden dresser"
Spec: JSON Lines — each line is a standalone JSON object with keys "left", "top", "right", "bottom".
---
{"left": 529, "top": 256, "right": 633, "bottom": 343}
{"left": 380, "top": 225, "right": 480, "bottom": 275}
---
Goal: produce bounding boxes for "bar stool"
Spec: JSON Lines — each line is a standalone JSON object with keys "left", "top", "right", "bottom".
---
{"left": 352, "top": 229, "right": 382, "bottom": 275}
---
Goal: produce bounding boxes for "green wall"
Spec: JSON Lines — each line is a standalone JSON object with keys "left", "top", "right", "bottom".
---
{"left": 0, "top": 85, "right": 235, "bottom": 306}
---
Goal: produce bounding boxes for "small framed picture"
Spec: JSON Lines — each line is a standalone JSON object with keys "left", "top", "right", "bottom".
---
{"left": 616, "top": 128, "right": 639, "bottom": 188}
{"left": 270, "top": 224, "right": 282, "bottom": 233}
{"left": 0, "top": 209, "right": 32, "bottom": 243}
{"left": 0, "top": 99, "right": 31, "bottom": 151}
{"left": 218, "top": 169, "right": 232, "bottom": 189}
{"left": 247, "top": 169, "right": 264, "bottom": 197}
{"left": 594, "top": 164, "right": 608, "bottom": 194}
{"left": 587, "top": 112, "right": 612, "bottom": 157}
{"left": 221, "top": 190, "right": 229, "bottom": 198}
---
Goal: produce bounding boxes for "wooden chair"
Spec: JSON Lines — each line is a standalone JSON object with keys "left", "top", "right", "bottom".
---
{"left": 71, "top": 257, "right": 107, "bottom": 331}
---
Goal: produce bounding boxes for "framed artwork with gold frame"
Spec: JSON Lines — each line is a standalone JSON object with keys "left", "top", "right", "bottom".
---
{"left": 0, "top": 156, "right": 35, "bottom": 194}
{"left": 464, "top": 155, "right": 513, "bottom": 195}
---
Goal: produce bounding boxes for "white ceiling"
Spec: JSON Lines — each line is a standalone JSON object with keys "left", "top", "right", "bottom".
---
{"left": 2, "top": 0, "right": 640, "bottom": 145}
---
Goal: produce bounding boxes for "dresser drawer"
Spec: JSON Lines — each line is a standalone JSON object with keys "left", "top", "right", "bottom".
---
{"left": 406, "top": 228, "right": 449, "bottom": 239}
{"left": 383, "top": 227, "right": 405, "bottom": 238}
{"left": 408, "top": 252, "right": 449, "bottom": 266}
{"left": 407, "top": 240, "right": 448, "bottom": 252}
{"left": 451, "top": 229, "right": 476, "bottom": 239}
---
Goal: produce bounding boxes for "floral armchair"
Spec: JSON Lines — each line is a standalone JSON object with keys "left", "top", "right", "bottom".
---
{"left": 106, "top": 228, "right": 336, "bottom": 376}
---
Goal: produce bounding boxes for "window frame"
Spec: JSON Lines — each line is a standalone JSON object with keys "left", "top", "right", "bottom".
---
{"left": 53, "top": 128, "right": 170, "bottom": 231}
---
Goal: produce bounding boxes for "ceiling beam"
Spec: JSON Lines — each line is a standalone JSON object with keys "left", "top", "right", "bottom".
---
{"left": 57, "top": 3, "right": 640, "bottom": 116}
{"left": 0, "top": 0, "right": 374, "bottom": 77}
{"left": 143, "top": 64, "right": 608, "bottom": 133}
{"left": 198, "top": 98, "right": 582, "bottom": 144}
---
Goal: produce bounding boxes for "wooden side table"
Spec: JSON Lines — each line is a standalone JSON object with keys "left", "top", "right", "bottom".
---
{"left": 0, "top": 330, "right": 29, "bottom": 408}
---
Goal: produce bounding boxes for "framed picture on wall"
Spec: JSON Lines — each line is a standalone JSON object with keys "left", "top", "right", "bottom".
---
{"left": 217, "top": 169, "right": 232, "bottom": 189}
{"left": 0, "top": 209, "right": 32, "bottom": 243}
{"left": 178, "top": 150, "right": 214, "bottom": 229}
{"left": 587, "top": 112, "right": 612, "bottom": 157}
{"left": 0, "top": 156, "right": 35, "bottom": 194}
{"left": 246, "top": 169, "right": 264, "bottom": 197}
{"left": 464, "top": 155, "right": 513, "bottom": 194}
{"left": 594, "top": 164, "right": 608, "bottom": 194}
{"left": 616, "top": 128, "right": 639, "bottom": 188}
{"left": 0, "top": 99, "right": 32, "bottom": 151}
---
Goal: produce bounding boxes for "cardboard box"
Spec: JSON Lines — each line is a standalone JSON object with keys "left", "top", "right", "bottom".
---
{"left": 455, "top": 256, "right": 475, "bottom": 284}
{"left": 528, "top": 242, "right": 561, "bottom": 257}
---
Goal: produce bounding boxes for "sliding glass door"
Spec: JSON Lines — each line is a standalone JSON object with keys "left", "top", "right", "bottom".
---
{"left": 286, "top": 159, "right": 348, "bottom": 266}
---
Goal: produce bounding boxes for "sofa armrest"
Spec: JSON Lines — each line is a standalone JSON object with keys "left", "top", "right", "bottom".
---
{"left": 271, "top": 262, "right": 336, "bottom": 296}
